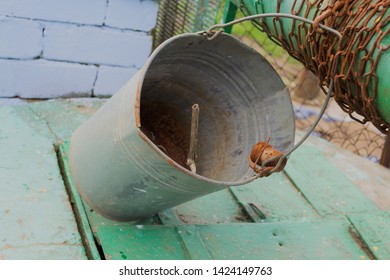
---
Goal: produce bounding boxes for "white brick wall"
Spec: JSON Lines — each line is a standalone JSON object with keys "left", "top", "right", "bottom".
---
{"left": 0, "top": 59, "right": 97, "bottom": 98}
{"left": 105, "top": 0, "right": 159, "bottom": 31}
{"left": 0, "top": 17, "right": 43, "bottom": 59}
{"left": 43, "top": 24, "right": 152, "bottom": 68}
{"left": 0, "top": 0, "right": 107, "bottom": 25}
{"left": 94, "top": 66, "right": 138, "bottom": 97}
{"left": 0, "top": 0, "right": 158, "bottom": 98}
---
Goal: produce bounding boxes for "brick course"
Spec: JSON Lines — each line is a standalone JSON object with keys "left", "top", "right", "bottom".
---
{"left": 0, "top": 0, "right": 158, "bottom": 98}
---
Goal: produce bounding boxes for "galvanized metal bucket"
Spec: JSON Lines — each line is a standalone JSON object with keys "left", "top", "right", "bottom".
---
{"left": 70, "top": 32, "right": 295, "bottom": 222}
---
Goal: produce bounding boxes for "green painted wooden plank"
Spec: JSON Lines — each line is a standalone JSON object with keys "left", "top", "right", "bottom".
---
{"left": 27, "top": 99, "right": 105, "bottom": 143}
{"left": 18, "top": 99, "right": 388, "bottom": 261}
{"left": 348, "top": 212, "right": 390, "bottom": 260}
{"left": 93, "top": 220, "right": 371, "bottom": 260}
{"left": 176, "top": 225, "right": 212, "bottom": 260}
{"left": 302, "top": 136, "right": 390, "bottom": 213}
{"left": 58, "top": 142, "right": 101, "bottom": 260}
{"left": 58, "top": 141, "right": 161, "bottom": 259}
{"left": 160, "top": 189, "right": 249, "bottom": 226}
{"left": 0, "top": 244, "right": 87, "bottom": 260}
{"left": 284, "top": 145, "right": 378, "bottom": 217}
{"left": 96, "top": 225, "right": 189, "bottom": 260}
{"left": 93, "top": 217, "right": 380, "bottom": 260}
{"left": 159, "top": 208, "right": 184, "bottom": 225}
{"left": 86, "top": 205, "right": 161, "bottom": 234}
{"left": 0, "top": 105, "right": 87, "bottom": 259}
{"left": 230, "top": 172, "right": 319, "bottom": 222}
{"left": 188, "top": 220, "right": 371, "bottom": 260}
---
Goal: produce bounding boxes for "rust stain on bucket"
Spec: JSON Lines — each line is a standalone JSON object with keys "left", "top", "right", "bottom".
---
{"left": 140, "top": 101, "right": 190, "bottom": 169}
{"left": 135, "top": 80, "right": 142, "bottom": 128}
{"left": 249, "top": 139, "right": 287, "bottom": 174}
{"left": 69, "top": 33, "right": 295, "bottom": 221}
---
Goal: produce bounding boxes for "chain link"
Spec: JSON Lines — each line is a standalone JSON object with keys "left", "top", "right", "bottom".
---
{"left": 241, "top": 0, "right": 390, "bottom": 134}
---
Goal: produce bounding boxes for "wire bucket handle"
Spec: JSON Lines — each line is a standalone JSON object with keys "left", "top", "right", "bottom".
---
{"left": 199, "top": 13, "right": 342, "bottom": 179}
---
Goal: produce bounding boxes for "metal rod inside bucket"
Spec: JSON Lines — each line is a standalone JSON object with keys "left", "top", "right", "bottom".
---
{"left": 69, "top": 33, "right": 295, "bottom": 221}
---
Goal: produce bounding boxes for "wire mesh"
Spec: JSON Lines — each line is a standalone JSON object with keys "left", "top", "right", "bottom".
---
{"left": 231, "top": 15, "right": 386, "bottom": 163}
{"left": 153, "top": 0, "right": 386, "bottom": 163}
{"left": 153, "top": 0, "right": 223, "bottom": 49}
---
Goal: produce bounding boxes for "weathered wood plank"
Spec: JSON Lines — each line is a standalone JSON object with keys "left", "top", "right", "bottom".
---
{"left": 96, "top": 225, "right": 189, "bottom": 260}
{"left": 176, "top": 225, "right": 212, "bottom": 260}
{"left": 284, "top": 145, "right": 378, "bottom": 217}
{"left": 230, "top": 172, "right": 319, "bottom": 222}
{"left": 291, "top": 132, "right": 390, "bottom": 213}
{"left": 0, "top": 105, "right": 86, "bottom": 259}
{"left": 186, "top": 220, "right": 370, "bottom": 260}
{"left": 8, "top": 99, "right": 388, "bottom": 261}
{"left": 160, "top": 189, "right": 249, "bottom": 226}
{"left": 91, "top": 220, "right": 371, "bottom": 260}
{"left": 348, "top": 212, "right": 390, "bottom": 260}
{"left": 58, "top": 142, "right": 101, "bottom": 260}
{"left": 25, "top": 99, "right": 103, "bottom": 143}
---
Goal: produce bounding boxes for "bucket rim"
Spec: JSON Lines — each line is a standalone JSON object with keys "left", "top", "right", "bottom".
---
{"left": 134, "top": 32, "right": 292, "bottom": 187}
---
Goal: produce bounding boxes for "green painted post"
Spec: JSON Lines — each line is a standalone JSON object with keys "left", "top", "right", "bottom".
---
{"left": 222, "top": 0, "right": 238, "bottom": 33}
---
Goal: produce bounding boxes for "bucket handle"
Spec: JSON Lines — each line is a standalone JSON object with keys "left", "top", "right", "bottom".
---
{"left": 200, "top": 13, "right": 342, "bottom": 178}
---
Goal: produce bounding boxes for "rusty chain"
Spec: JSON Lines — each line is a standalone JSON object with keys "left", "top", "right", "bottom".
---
{"left": 241, "top": 0, "right": 390, "bottom": 134}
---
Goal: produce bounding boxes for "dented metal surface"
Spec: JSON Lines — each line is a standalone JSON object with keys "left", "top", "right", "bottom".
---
{"left": 69, "top": 32, "right": 295, "bottom": 222}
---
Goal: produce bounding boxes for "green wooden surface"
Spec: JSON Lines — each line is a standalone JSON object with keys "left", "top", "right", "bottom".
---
{"left": 284, "top": 145, "right": 379, "bottom": 217}
{"left": 58, "top": 140, "right": 390, "bottom": 260}
{"left": 176, "top": 225, "right": 214, "bottom": 260}
{"left": 230, "top": 173, "right": 319, "bottom": 222}
{"left": 160, "top": 189, "right": 250, "bottom": 226}
{"left": 2, "top": 99, "right": 390, "bottom": 260}
{"left": 58, "top": 143, "right": 102, "bottom": 260}
{"left": 96, "top": 225, "right": 189, "bottom": 260}
{"left": 303, "top": 136, "right": 390, "bottom": 213}
{"left": 182, "top": 220, "right": 371, "bottom": 260}
{"left": 0, "top": 103, "right": 87, "bottom": 259}
{"left": 83, "top": 220, "right": 374, "bottom": 260}
{"left": 348, "top": 212, "right": 390, "bottom": 259}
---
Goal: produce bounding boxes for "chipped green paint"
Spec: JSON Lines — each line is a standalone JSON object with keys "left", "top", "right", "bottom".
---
{"left": 58, "top": 142, "right": 101, "bottom": 260}
{"left": 348, "top": 212, "right": 390, "bottom": 259}
{"left": 96, "top": 226, "right": 189, "bottom": 260}
{"left": 59, "top": 139, "right": 390, "bottom": 260}
{"left": 230, "top": 172, "right": 319, "bottom": 222}
{"left": 0, "top": 104, "right": 87, "bottom": 260}
{"left": 160, "top": 189, "right": 250, "bottom": 226}
{"left": 284, "top": 145, "right": 378, "bottom": 217}
{"left": 80, "top": 220, "right": 373, "bottom": 260}
{"left": 3, "top": 99, "right": 390, "bottom": 260}
{"left": 176, "top": 225, "right": 213, "bottom": 260}
{"left": 179, "top": 220, "right": 371, "bottom": 260}
{"left": 58, "top": 125, "right": 390, "bottom": 260}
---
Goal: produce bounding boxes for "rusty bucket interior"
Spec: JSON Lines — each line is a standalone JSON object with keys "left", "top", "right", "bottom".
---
{"left": 137, "top": 33, "right": 295, "bottom": 183}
